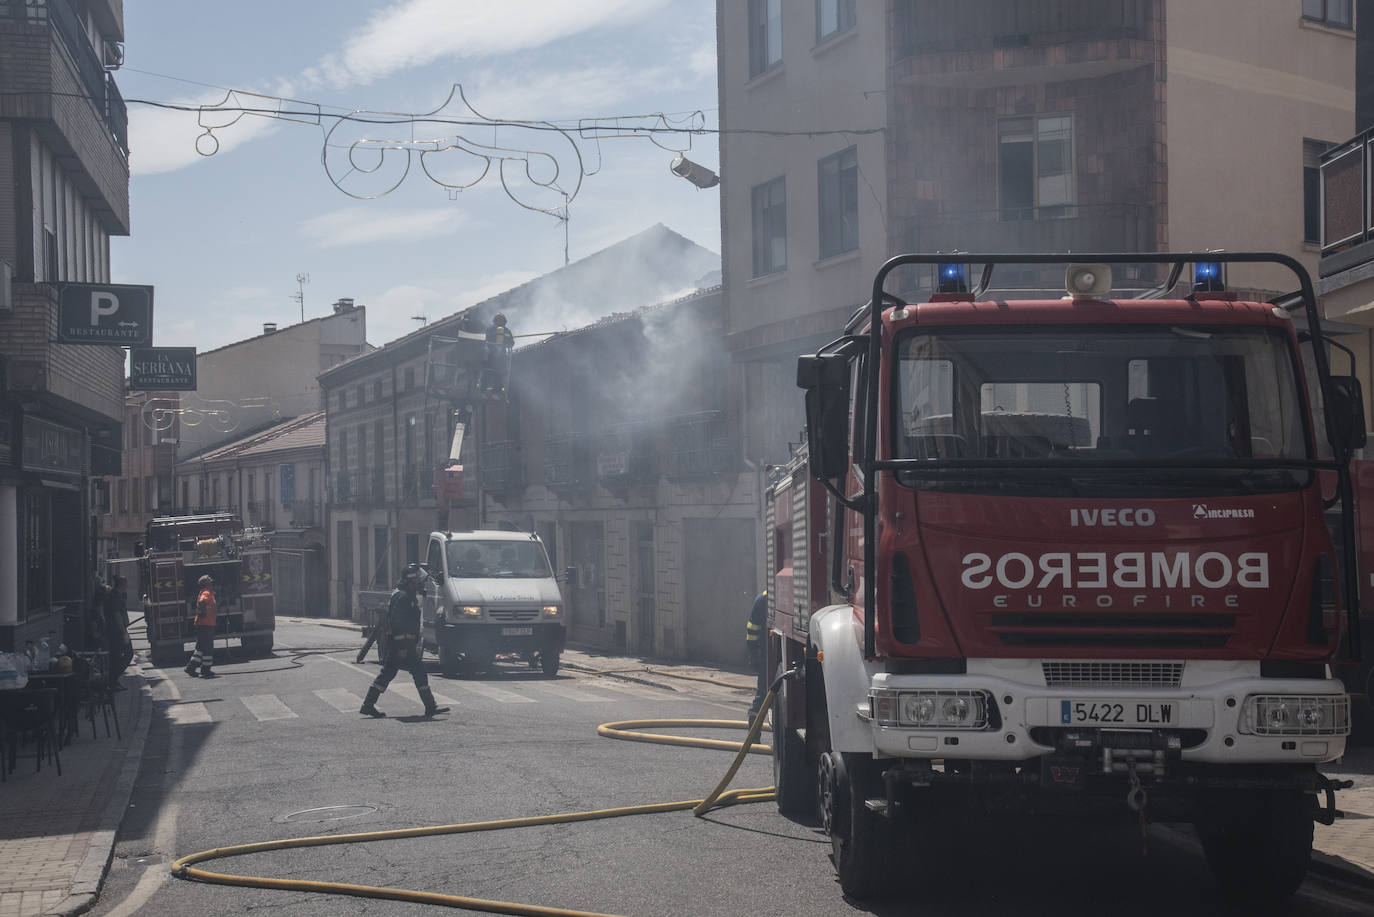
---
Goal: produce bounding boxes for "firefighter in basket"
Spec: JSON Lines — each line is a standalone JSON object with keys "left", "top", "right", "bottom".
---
{"left": 360, "top": 564, "right": 450, "bottom": 718}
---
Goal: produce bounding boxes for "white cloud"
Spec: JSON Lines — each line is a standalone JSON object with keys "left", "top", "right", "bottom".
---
{"left": 303, "top": 0, "right": 669, "bottom": 90}
{"left": 300, "top": 207, "right": 465, "bottom": 249}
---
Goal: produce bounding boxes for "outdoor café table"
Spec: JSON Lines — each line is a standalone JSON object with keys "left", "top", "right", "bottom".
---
{"left": 26, "top": 670, "right": 78, "bottom": 746}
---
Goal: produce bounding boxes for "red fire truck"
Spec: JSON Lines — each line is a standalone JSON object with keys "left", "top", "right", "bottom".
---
{"left": 768, "top": 252, "right": 1364, "bottom": 901}
{"left": 139, "top": 513, "right": 276, "bottom": 666}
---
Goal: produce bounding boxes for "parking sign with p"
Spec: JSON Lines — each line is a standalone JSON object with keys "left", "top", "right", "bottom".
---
{"left": 57, "top": 283, "right": 153, "bottom": 346}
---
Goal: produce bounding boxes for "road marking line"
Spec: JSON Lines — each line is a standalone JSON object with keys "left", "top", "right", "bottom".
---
{"left": 241, "top": 694, "right": 298, "bottom": 721}
{"left": 449, "top": 680, "right": 534, "bottom": 703}
{"left": 314, "top": 687, "right": 363, "bottom": 714}
{"left": 165, "top": 702, "right": 211, "bottom": 725}
{"left": 570, "top": 680, "right": 683, "bottom": 702}
{"left": 527, "top": 683, "right": 615, "bottom": 703}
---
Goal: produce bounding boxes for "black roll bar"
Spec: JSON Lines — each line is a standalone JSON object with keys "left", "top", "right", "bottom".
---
{"left": 860, "top": 252, "right": 1359, "bottom": 663}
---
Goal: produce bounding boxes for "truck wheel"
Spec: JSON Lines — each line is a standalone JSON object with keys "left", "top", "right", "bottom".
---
{"left": 819, "top": 751, "right": 896, "bottom": 899}
{"left": 149, "top": 644, "right": 183, "bottom": 668}
{"left": 439, "top": 643, "right": 460, "bottom": 677}
{"left": 242, "top": 635, "right": 273, "bottom": 658}
{"left": 1196, "top": 790, "right": 1313, "bottom": 900}
{"left": 772, "top": 666, "right": 813, "bottom": 816}
{"left": 540, "top": 652, "right": 560, "bottom": 677}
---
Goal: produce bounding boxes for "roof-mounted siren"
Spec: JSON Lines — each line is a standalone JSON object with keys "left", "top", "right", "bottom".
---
{"left": 1066, "top": 263, "right": 1113, "bottom": 300}
{"left": 936, "top": 262, "right": 969, "bottom": 294}
{"left": 1192, "top": 261, "right": 1225, "bottom": 293}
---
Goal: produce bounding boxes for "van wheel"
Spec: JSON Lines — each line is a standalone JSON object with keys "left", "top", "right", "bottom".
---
{"left": 540, "top": 652, "right": 560, "bottom": 677}
{"left": 439, "top": 643, "right": 460, "bottom": 677}
{"left": 1196, "top": 790, "right": 1313, "bottom": 900}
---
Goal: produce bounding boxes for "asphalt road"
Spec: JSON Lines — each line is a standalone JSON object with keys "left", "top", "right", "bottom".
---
{"left": 87, "top": 619, "right": 1374, "bottom": 916}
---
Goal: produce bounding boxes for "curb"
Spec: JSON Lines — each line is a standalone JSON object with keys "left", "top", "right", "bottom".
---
{"left": 1309, "top": 850, "right": 1374, "bottom": 891}
{"left": 49, "top": 676, "right": 154, "bottom": 916}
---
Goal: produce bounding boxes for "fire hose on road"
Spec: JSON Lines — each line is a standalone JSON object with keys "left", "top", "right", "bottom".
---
{"left": 169, "top": 678, "right": 787, "bottom": 916}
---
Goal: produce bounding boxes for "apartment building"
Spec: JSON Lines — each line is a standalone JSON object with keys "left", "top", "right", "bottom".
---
{"left": 719, "top": 0, "right": 1356, "bottom": 465}
{"left": 320, "top": 225, "right": 719, "bottom": 623}
{"left": 481, "top": 287, "right": 756, "bottom": 663}
{"left": 0, "top": 0, "right": 130, "bottom": 649}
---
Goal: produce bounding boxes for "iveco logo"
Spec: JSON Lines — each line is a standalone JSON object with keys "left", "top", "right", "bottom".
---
{"left": 1069, "top": 508, "right": 1155, "bottom": 527}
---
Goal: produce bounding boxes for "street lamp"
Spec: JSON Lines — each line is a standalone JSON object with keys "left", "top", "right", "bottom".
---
{"left": 670, "top": 155, "right": 719, "bottom": 189}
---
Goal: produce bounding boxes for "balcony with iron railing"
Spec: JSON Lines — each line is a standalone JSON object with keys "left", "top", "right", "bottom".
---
{"left": 666, "top": 411, "right": 737, "bottom": 482}
{"left": 0, "top": 0, "right": 129, "bottom": 159}
{"left": 1320, "top": 127, "right": 1374, "bottom": 276}
{"left": 480, "top": 440, "right": 524, "bottom": 495}
{"left": 544, "top": 432, "right": 596, "bottom": 493}
{"left": 894, "top": 0, "right": 1154, "bottom": 88}
{"left": 331, "top": 468, "right": 387, "bottom": 505}
{"left": 597, "top": 421, "right": 659, "bottom": 488}
{"left": 289, "top": 500, "right": 322, "bottom": 527}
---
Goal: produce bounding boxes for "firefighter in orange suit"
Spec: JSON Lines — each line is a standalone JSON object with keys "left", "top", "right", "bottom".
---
{"left": 185, "top": 574, "right": 218, "bottom": 678}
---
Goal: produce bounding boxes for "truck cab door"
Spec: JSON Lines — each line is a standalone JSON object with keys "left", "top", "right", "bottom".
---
{"left": 421, "top": 537, "right": 444, "bottom": 644}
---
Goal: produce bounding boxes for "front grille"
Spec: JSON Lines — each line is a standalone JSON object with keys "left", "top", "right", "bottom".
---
{"left": 1042, "top": 662, "right": 1184, "bottom": 689}
{"left": 1029, "top": 727, "right": 1209, "bottom": 750}
{"left": 488, "top": 608, "right": 539, "bottom": 623}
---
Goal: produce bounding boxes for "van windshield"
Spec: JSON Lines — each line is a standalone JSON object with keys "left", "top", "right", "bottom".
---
{"left": 445, "top": 540, "right": 552, "bottom": 579}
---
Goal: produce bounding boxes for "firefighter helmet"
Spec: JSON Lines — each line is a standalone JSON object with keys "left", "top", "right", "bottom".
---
{"left": 197, "top": 574, "right": 214, "bottom": 588}
{"left": 492, "top": 312, "right": 507, "bottom": 326}
{"left": 399, "top": 563, "right": 427, "bottom": 591}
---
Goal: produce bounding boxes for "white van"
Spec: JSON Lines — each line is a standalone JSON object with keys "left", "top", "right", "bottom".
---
{"left": 421, "top": 530, "right": 565, "bottom": 676}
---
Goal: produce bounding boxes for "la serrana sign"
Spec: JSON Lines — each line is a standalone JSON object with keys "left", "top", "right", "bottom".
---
{"left": 129, "top": 347, "right": 196, "bottom": 391}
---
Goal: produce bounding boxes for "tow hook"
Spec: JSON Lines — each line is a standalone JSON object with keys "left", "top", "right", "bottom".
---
{"left": 1315, "top": 774, "right": 1353, "bottom": 826}
{"left": 1126, "top": 766, "right": 1150, "bottom": 855}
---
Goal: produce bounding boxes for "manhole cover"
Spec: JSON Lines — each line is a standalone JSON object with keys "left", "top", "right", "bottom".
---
{"left": 274, "top": 804, "right": 377, "bottom": 824}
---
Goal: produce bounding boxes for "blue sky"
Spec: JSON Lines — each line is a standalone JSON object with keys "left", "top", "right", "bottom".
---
{"left": 111, "top": 1, "right": 721, "bottom": 351}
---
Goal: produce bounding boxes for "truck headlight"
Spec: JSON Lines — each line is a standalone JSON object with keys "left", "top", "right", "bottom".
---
{"left": 459, "top": 605, "right": 482, "bottom": 618}
{"left": 542, "top": 605, "right": 561, "bottom": 618}
{"left": 1239, "top": 694, "right": 1350, "bottom": 736}
{"left": 871, "top": 689, "right": 993, "bottom": 730}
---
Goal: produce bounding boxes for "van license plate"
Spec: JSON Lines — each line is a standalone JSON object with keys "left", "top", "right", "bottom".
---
{"left": 502, "top": 626, "right": 534, "bottom": 636}
{"left": 1058, "top": 700, "right": 1176, "bottom": 726}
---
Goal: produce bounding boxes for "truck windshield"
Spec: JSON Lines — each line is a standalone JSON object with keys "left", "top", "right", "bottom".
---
{"left": 893, "top": 324, "right": 1311, "bottom": 495}
{"left": 445, "top": 540, "right": 553, "bottom": 579}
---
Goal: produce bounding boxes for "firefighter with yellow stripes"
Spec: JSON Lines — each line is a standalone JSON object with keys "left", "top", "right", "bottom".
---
{"left": 746, "top": 590, "right": 767, "bottom": 721}
{"left": 360, "top": 564, "right": 449, "bottom": 718}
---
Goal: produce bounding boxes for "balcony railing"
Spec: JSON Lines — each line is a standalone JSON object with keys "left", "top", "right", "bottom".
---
{"left": 0, "top": 0, "right": 129, "bottom": 156}
{"left": 334, "top": 470, "right": 353, "bottom": 504}
{"left": 245, "top": 501, "right": 272, "bottom": 527}
{"left": 480, "top": 440, "right": 524, "bottom": 494}
{"left": 667, "top": 412, "right": 737, "bottom": 481}
{"left": 898, "top": 0, "right": 1152, "bottom": 57}
{"left": 597, "top": 421, "right": 658, "bottom": 486}
{"left": 1321, "top": 128, "right": 1373, "bottom": 263}
{"left": 544, "top": 432, "right": 595, "bottom": 491}
{"left": 289, "top": 500, "right": 322, "bottom": 527}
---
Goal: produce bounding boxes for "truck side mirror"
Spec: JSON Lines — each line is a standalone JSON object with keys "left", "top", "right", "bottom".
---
{"left": 563, "top": 566, "right": 577, "bottom": 587}
{"left": 797, "top": 352, "right": 852, "bottom": 481}
{"left": 1329, "top": 375, "right": 1368, "bottom": 451}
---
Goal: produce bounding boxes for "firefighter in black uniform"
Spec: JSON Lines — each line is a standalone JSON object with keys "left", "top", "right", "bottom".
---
{"left": 360, "top": 564, "right": 450, "bottom": 718}
{"left": 746, "top": 590, "right": 768, "bottom": 722}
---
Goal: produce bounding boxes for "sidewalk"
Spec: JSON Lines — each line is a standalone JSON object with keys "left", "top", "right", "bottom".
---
{"left": 0, "top": 675, "right": 150, "bottom": 917}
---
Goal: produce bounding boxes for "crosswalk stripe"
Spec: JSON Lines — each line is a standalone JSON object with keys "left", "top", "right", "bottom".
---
{"left": 390, "top": 684, "right": 460, "bottom": 707}
{"left": 241, "top": 694, "right": 299, "bottom": 721}
{"left": 449, "top": 680, "right": 535, "bottom": 704}
{"left": 528, "top": 683, "right": 615, "bottom": 703}
{"left": 165, "top": 702, "right": 211, "bottom": 725}
{"left": 578, "top": 679, "right": 686, "bottom": 702}
{"left": 315, "top": 688, "right": 363, "bottom": 714}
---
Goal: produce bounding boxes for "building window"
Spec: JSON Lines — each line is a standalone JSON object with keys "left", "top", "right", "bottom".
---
{"left": 1304, "top": 138, "right": 1333, "bottom": 244}
{"left": 749, "top": 0, "right": 782, "bottom": 78}
{"left": 117, "top": 478, "right": 128, "bottom": 513}
{"left": 817, "top": 0, "right": 855, "bottom": 42}
{"left": 405, "top": 533, "right": 420, "bottom": 567}
{"left": 373, "top": 379, "right": 382, "bottom": 402}
{"left": 999, "top": 115, "right": 1074, "bottom": 221}
{"left": 373, "top": 526, "right": 389, "bottom": 587}
{"left": 751, "top": 176, "right": 787, "bottom": 276}
{"left": 404, "top": 367, "right": 415, "bottom": 391}
{"left": 1302, "top": 0, "right": 1353, "bottom": 28}
{"left": 818, "top": 146, "right": 859, "bottom": 258}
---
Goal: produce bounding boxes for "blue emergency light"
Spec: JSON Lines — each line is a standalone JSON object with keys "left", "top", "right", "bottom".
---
{"left": 937, "top": 262, "right": 969, "bottom": 294}
{"left": 1192, "top": 261, "right": 1224, "bottom": 293}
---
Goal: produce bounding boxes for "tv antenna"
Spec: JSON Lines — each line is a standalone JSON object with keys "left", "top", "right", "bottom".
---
{"left": 411, "top": 314, "right": 428, "bottom": 326}
{"left": 291, "top": 272, "right": 310, "bottom": 322}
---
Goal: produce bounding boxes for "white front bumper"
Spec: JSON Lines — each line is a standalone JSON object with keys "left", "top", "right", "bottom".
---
{"left": 866, "top": 666, "right": 1349, "bottom": 765}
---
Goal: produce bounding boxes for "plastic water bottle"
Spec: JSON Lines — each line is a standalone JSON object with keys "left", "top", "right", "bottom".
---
{"left": 36, "top": 636, "right": 51, "bottom": 672}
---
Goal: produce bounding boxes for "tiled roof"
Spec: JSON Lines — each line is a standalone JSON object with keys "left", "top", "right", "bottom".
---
{"left": 178, "top": 412, "right": 326, "bottom": 466}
